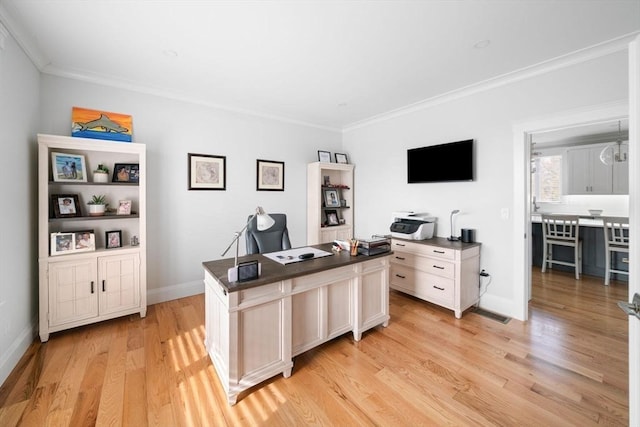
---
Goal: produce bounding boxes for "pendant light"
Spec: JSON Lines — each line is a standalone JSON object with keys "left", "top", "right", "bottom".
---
{"left": 599, "top": 120, "right": 627, "bottom": 165}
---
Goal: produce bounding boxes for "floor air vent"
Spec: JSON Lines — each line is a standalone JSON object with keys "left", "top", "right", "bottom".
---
{"left": 472, "top": 308, "right": 511, "bottom": 324}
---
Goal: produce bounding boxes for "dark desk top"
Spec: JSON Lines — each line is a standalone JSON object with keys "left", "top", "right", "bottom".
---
{"left": 202, "top": 243, "right": 392, "bottom": 293}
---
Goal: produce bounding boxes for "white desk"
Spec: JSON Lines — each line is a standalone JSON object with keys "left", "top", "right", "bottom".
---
{"left": 202, "top": 244, "right": 391, "bottom": 405}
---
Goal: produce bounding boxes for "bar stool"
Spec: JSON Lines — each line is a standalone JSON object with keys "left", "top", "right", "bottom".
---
{"left": 541, "top": 214, "right": 582, "bottom": 280}
{"left": 602, "top": 216, "right": 629, "bottom": 286}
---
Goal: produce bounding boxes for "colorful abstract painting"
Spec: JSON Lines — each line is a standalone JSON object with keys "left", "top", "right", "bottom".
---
{"left": 71, "top": 107, "right": 133, "bottom": 142}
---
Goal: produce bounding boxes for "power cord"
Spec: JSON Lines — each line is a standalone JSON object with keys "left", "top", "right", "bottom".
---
{"left": 479, "top": 269, "right": 491, "bottom": 299}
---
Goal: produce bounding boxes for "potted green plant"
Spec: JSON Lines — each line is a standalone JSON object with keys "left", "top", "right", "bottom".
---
{"left": 93, "top": 164, "right": 109, "bottom": 183}
{"left": 87, "top": 194, "right": 108, "bottom": 216}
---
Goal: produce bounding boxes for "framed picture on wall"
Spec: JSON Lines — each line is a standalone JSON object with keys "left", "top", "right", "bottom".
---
{"left": 188, "top": 153, "right": 226, "bottom": 190}
{"left": 256, "top": 159, "right": 284, "bottom": 191}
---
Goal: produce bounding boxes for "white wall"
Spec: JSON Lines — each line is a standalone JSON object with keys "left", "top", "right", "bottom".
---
{"left": 0, "top": 26, "right": 40, "bottom": 385}
{"left": 343, "top": 51, "right": 629, "bottom": 318}
{"left": 38, "top": 75, "right": 342, "bottom": 302}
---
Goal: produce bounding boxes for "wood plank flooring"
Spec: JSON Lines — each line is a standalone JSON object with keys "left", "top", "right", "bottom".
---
{"left": 0, "top": 269, "right": 629, "bottom": 426}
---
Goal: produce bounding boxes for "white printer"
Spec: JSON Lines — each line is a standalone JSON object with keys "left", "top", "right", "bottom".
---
{"left": 390, "top": 211, "right": 436, "bottom": 240}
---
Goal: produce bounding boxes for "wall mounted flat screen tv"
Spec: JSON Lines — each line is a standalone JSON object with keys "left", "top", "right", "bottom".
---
{"left": 407, "top": 139, "right": 474, "bottom": 183}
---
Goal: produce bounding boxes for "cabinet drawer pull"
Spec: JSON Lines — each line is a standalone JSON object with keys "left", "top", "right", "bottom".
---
{"left": 433, "top": 250, "right": 445, "bottom": 254}
{"left": 395, "top": 256, "right": 406, "bottom": 260}
{"left": 433, "top": 265, "right": 445, "bottom": 269}
{"left": 395, "top": 274, "right": 406, "bottom": 279}
{"left": 91, "top": 281, "right": 94, "bottom": 294}
{"left": 102, "top": 280, "right": 106, "bottom": 292}
{"left": 395, "top": 243, "right": 406, "bottom": 247}
{"left": 433, "top": 285, "right": 445, "bottom": 291}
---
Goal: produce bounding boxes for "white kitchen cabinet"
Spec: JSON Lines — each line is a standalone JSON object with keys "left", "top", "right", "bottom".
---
{"left": 565, "top": 145, "right": 612, "bottom": 195}
{"left": 38, "top": 134, "right": 146, "bottom": 342}
{"left": 307, "top": 162, "right": 354, "bottom": 244}
{"left": 390, "top": 238, "right": 480, "bottom": 319}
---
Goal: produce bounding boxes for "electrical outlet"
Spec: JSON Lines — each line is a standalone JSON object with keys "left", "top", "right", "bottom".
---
{"left": 500, "top": 208, "right": 510, "bottom": 220}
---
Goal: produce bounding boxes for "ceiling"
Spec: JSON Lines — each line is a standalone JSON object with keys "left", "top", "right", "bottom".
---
{"left": 1, "top": 1, "right": 639, "bottom": 131}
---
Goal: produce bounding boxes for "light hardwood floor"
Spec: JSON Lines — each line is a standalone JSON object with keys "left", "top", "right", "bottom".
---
{"left": 0, "top": 269, "right": 628, "bottom": 426}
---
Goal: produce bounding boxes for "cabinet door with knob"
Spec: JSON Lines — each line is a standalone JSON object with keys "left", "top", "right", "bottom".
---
{"left": 47, "top": 252, "right": 141, "bottom": 333}
{"left": 48, "top": 258, "right": 98, "bottom": 327}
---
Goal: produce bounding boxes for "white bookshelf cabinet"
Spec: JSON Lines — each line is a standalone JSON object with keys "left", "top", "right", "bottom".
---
{"left": 307, "top": 162, "right": 354, "bottom": 244}
{"left": 38, "top": 134, "right": 146, "bottom": 342}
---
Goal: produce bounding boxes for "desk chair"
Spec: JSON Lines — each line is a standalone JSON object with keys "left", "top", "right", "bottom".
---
{"left": 246, "top": 213, "right": 291, "bottom": 254}
{"left": 541, "top": 214, "right": 582, "bottom": 280}
{"left": 602, "top": 216, "right": 629, "bottom": 286}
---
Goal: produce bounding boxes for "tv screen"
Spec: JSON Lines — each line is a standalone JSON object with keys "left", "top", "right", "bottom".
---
{"left": 407, "top": 139, "right": 474, "bottom": 183}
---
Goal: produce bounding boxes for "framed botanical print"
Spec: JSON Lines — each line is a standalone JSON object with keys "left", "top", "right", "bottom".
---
{"left": 257, "top": 159, "right": 284, "bottom": 191}
{"left": 188, "top": 153, "right": 226, "bottom": 190}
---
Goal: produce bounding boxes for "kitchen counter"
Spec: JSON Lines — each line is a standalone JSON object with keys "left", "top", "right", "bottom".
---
{"left": 531, "top": 218, "right": 628, "bottom": 280}
{"left": 531, "top": 214, "right": 628, "bottom": 227}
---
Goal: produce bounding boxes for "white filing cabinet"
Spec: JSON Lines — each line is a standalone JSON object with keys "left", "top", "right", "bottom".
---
{"left": 389, "top": 237, "right": 480, "bottom": 318}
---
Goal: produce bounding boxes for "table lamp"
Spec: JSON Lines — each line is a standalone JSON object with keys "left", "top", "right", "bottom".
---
{"left": 447, "top": 209, "right": 460, "bottom": 241}
{"left": 221, "top": 206, "right": 275, "bottom": 281}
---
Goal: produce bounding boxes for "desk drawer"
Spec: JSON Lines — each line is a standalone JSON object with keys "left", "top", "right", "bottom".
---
{"left": 390, "top": 265, "right": 454, "bottom": 304}
{"left": 424, "top": 259, "right": 454, "bottom": 279}
{"left": 391, "top": 239, "right": 456, "bottom": 260}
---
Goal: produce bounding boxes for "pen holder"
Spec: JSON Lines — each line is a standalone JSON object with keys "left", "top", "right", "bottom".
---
{"left": 350, "top": 240, "right": 359, "bottom": 256}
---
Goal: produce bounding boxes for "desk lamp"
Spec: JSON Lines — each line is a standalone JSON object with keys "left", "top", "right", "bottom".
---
{"left": 447, "top": 209, "right": 460, "bottom": 241}
{"left": 221, "top": 206, "right": 275, "bottom": 280}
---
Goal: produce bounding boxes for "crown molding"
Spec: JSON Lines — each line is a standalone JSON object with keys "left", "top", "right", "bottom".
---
{"left": 41, "top": 63, "right": 342, "bottom": 133}
{"left": 0, "top": 3, "right": 48, "bottom": 67}
{"left": 0, "top": 21, "right": 7, "bottom": 51}
{"left": 343, "top": 31, "right": 640, "bottom": 133}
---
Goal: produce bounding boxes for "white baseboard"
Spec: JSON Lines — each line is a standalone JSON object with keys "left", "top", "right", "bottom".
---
{"left": 0, "top": 317, "right": 37, "bottom": 387}
{"left": 0, "top": 282, "right": 204, "bottom": 387}
{"left": 147, "top": 280, "right": 204, "bottom": 306}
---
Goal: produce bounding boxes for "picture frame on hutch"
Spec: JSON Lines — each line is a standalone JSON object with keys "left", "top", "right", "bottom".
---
{"left": 106, "top": 230, "right": 122, "bottom": 249}
{"left": 112, "top": 163, "right": 139, "bottom": 183}
{"left": 51, "top": 152, "right": 87, "bottom": 182}
{"left": 256, "top": 159, "right": 285, "bottom": 191}
{"left": 335, "top": 153, "right": 348, "bottom": 164}
{"left": 51, "top": 194, "right": 81, "bottom": 218}
{"left": 323, "top": 189, "right": 341, "bottom": 208}
{"left": 318, "top": 150, "right": 332, "bottom": 163}
{"left": 325, "top": 210, "right": 339, "bottom": 226}
{"left": 188, "top": 153, "right": 226, "bottom": 190}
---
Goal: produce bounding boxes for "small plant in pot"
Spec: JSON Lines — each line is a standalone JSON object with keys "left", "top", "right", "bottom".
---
{"left": 93, "top": 164, "right": 109, "bottom": 183}
{"left": 87, "top": 194, "right": 108, "bottom": 216}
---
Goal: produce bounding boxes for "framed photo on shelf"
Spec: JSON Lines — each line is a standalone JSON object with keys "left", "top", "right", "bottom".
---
{"left": 51, "top": 194, "right": 81, "bottom": 218}
{"left": 106, "top": 230, "right": 122, "bottom": 249}
{"left": 112, "top": 163, "right": 139, "bottom": 183}
{"left": 318, "top": 150, "right": 332, "bottom": 163}
{"left": 73, "top": 230, "right": 95, "bottom": 252}
{"left": 325, "top": 210, "right": 339, "bottom": 226}
{"left": 117, "top": 200, "right": 132, "bottom": 215}
{"left": 323, "top": 189, "right": 341, "bottom": 207}
{"left": 256, "top": 159, "right": 285, "bottom": 191}
{"left": 188, "top": 153, "right": 226, "bottom": 190}
{"left": 50, "top": 232, "right": 75, "bottom": 256}
{"left": 51, "top": 152, "right": 87, "bottom": 182}
{"left": 335, "top": 153, "right": 348, "bottom": 164}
